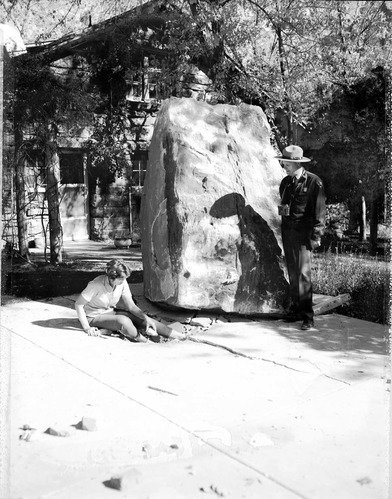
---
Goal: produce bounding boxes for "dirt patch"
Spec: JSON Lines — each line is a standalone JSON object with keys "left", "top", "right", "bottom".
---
{"left": 2, "top": 259, "right": 143, "bottom": 301}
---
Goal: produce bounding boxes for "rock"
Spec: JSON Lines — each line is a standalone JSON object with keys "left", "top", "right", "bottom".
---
{"left": 76, "top": 416, "right": 97, "bottom": 431}
{"left": 45, "top": 427, "right": 73, "bottom": 437}
{"left": 19, "top": 429, "right": 37, "bottom": 441}
{"left": 169, "top": 321, "right": 188, "bottom": 334}
{"left": 190, "top": 316, "right": 212, "bottom": 328}
{"left": 141, "top": 98, "right": 288, "bottom": 314}
{"left": 104, "top": 469, "right": 142, "bottom": 490}
{"left": 106, "top": 474, "right": 123, "bottom": 490}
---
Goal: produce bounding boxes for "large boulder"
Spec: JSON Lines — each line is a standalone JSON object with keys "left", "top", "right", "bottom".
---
{"left": 141, "top": 98, "right": 288, "bottom": 314}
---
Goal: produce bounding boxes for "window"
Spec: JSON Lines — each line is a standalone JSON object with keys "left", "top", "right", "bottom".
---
{"left": 132, "top": 152, "right": 148, "bottom": 187}
{"left": 126, "top": 57, "right": 167, "bottom": 102}
{"left": 60, "top": 152, "right": 84, "bottom": 184}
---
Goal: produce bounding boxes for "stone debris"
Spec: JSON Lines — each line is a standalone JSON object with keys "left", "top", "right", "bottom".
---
{"left": 142, "top": 438, "right": 184, "bottom": 460}
{"left": 156, "top": 308, "right": 195, "bottom": 324}
{"left": 356, "top": 476, "right": 372, "bottom": 486}
{"left": 190, "top": 316, "right": 212, "bottom": 329}
{"left": 106, "top": 474, "right": 123, "bottom": 490}
{"left": 104, "top": 468, "right": 142, "bottom": 490}
{"left": 76, "top": 416, "right": 97, "bottom": 431}
{"left": 168, "top": 321, "right": 188, "bottom": 334}
{"left": 200, "top": 484, "right": 227, "bottom": 497}
{"left": 19, "top": 428, "right": 36, "bottom": 441}
{"left": 44, "top": 427, "right": 74, "bottom": 437}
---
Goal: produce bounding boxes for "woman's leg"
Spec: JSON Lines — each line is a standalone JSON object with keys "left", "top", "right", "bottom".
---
{"left": 89, "top": 313, "right": 146, "bottom": 342}
{"left": 115, "top": 309, "right": 185, "bottom": 339}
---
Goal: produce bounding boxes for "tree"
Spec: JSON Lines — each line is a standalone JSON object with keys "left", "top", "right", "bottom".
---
{"left": 306, "top": 68, "right": 386, "bottom": 252}
{"left": 12, "top": 53, "right": 93, "bottom": 263}
{"left": 0, "top": 0, "right": 140, "bottom": 44}
{"left": 3, "top": 0, "right": 390, "bottom": 255}
{"left": 132, "top": 0, "right": 388, "bottom": 154}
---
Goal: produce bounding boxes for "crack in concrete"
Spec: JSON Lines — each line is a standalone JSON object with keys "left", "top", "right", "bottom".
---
{"left": 188, "top": 336, "right": 351, "bottom": 385}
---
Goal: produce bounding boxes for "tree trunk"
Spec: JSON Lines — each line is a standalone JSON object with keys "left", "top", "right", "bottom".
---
{"left": 369, "top": 197, "right": 379, "bottom": 255}
{"left": 14, "top": 129, "right": 30, "bottom": 261}
{"left": 359, "top": 195, "right": 366, "bottom": 242}
{"left": 276, "top": 25, "right": 293, "bottom": 143}
{"left": 45, "top": 136, "right": 63, "bottom": 264}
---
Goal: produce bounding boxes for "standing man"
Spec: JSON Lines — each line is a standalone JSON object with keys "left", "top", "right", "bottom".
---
{"left": 276, "top": 145, "right": 326, "bottom": 330}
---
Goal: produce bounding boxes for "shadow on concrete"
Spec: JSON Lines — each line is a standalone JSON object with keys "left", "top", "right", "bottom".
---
{"left": 31, "top": 318, "right": 82, "bottom": 331}
{"left": 203, "top": 318, "right": 388, "bottom": 356}
{"left": 275, "top": 316, "right": 388, "bottom": 356}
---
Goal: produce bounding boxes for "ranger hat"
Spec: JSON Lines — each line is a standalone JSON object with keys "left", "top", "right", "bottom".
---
{"left": 275, "top": 145, "right": 311, "bottom": 163}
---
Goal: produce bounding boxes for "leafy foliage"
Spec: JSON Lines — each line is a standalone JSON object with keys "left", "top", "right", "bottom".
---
{"left": 3, "top": 0, "right": 391, "bottom": 141}
{"left": 312, "top": 251, "right": 388, "bottom": 324}
{"left": 13, "top": 54, "right": 94, "bottom": 144}
{"left": 86, "top": 107, "right": 130, "bottom": 191}
{"left": 0, "top": 0, "right": 140, "bottom": 44}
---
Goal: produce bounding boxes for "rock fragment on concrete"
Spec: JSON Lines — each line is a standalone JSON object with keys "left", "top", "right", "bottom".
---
{"left": 106, "top": 474, "right": 123, "bottom": 490}
{"left": 190, "top": 316, "right": 212, "bottom": 328}
{"left": 76, "top": 416, "right": 97, "bottom": 431}
{"left": 104, "top": 469, "right": 142, "bottom": 490}
{"left": 44, "top": 427, "right": 73, "bottom": 437}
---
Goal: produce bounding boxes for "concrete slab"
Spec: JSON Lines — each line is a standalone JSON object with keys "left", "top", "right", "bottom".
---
{"left": 0, "top": 293, "right": 390, "bottom": 499}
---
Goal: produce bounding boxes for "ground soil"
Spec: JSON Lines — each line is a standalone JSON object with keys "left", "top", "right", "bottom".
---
{"left": 1, "top": 252, "right": 143, "bottom": 301}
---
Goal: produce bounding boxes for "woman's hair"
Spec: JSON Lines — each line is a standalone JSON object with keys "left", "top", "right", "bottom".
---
{"left": 106, "top": 259, "right": 131, "bottom": 279}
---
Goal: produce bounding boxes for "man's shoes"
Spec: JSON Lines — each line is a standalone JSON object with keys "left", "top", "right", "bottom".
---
{"left": 301, "top": 319, "right": 315, "bottom": 330}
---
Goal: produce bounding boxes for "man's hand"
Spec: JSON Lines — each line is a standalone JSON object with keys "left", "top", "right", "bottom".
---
{"left": 310, "top": 238, "right": 321, "bottom": 250}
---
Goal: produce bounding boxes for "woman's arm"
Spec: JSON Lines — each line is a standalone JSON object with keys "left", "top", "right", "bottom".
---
{"left": 75, "top": 295, "right": 99, "bottom": 336}
{"left": 120, "top": 294, "right": 157, "bottom": 332}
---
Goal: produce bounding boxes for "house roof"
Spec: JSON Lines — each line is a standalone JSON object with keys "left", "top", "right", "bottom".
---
{"left": 16, "top": 0, "right": 171, "bottom": 63}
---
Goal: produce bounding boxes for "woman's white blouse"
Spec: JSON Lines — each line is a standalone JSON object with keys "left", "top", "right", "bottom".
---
{"left": 81, "top": 275, "right": 132, "bottom": 317}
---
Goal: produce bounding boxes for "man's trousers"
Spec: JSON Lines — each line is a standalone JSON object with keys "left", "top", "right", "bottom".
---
{"left": 282, "top": 224, "right": 314, "bottom": 321}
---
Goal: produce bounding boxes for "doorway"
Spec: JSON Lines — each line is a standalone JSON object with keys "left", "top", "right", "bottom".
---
{"left": 59, "top": 150, "right": 89, "bottom": 241}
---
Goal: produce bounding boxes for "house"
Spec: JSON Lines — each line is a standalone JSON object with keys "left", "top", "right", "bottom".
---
{"left": 1, "top": 0, "right": 215, "bottom": 249}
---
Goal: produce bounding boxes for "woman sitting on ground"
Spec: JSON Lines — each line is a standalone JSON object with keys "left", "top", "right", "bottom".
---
{"left": 75, "top": 259, "right": 183, "bottom": 342}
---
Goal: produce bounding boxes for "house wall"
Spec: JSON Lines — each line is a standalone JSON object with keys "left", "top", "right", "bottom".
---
{"left": 88, "top": 101, "right": 160, "bottom": 241}
{"left": 1, "top": 44, "right": 216, "bottom": 247}
{"left": 87, "top": 66, "right": 214, "bottom": 242}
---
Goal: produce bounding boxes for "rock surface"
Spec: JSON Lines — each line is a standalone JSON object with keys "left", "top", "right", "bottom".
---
{"left": 141, "top": 98, "right": 288, "bottom": 314}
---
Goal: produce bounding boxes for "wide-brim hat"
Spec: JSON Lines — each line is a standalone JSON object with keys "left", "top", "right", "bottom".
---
{"left": 275, "top": 145, "right": 311, "bottom": 163}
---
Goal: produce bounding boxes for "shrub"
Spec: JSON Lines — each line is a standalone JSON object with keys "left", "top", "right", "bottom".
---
{"left": 312, "top": 250, "right": 390, "bottom": 324}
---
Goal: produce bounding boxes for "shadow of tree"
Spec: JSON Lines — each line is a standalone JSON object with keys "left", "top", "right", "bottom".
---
{"left": 201, "top": 317, "right": 388, "bottom": 356}
{"left": 275, "top": 315, "right": 388, "bottom": 356}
